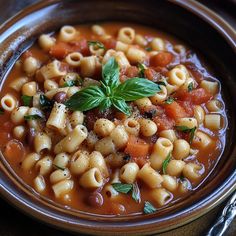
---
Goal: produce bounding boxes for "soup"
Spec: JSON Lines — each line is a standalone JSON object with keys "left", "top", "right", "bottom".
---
{"left": 0, "top": 23, "right": 226, "bottom": 215}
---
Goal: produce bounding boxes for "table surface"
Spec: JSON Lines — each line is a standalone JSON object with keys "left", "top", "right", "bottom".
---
{"left": 0, "top": 0, "right": 235, "bottom": 235}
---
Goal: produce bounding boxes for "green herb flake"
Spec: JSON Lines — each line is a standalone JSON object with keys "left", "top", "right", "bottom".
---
{"left": 88, "top": 40, "right": 105, "bottom": 50}
{"left": 39, "top": 94, "right": 54, "bottom": 111}
{"left": 53, "top": 164, "right": 65, "bottom": 171}
{"left": 112, "top": 183, "right": 133, "bottom": 194}
{"left": 21, "top": 95, "right": 32, "bottom": 106}
{"left": 0, "top": 108, "right": 4, "bottom": 115}
{"left": 132, "top": 182, "right": 141, "bottom": 203}
{"left": 162, "top": 152, "right": 172, "bottom": 174}
{"left": 24, "top": 114, "right": 42, "bottom": 121}
{"left": 158, "top": 81, "right": 167, "bottom": 86}
{"left": 138, "top": 63, "right": 147, "bottom": 77}
{"left": 165, "top": 97, "right": 175, "bottom": 104}
{"left": 175, "top": 125, "right": 197, "bottom": 144}
{"left": 188, "top": 82, "right": 194, "bottom": 92}
{"left": 63, "top": 80, "right": 79, "bottom": 87}
{"left": 145, "top": 47, "right": 152, "bottom": 52}
{"left": 143, "top": 201, "right": 157, "bottom": 214}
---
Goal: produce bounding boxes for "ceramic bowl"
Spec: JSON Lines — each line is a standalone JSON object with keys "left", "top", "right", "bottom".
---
{"left": 0, "top": 0, "right": 236, "bottom": 235}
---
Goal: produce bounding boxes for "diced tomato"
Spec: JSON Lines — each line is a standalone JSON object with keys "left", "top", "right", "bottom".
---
{"left": 132, "top": 156, "right": 148, "bottom": 168}
{"left": 125, "top": 66, "right": 139, "bottom": 78}
{"left": 164, "top": 101, "right": 188, "bottom": 121}
{"left": 185, "top": 63, "right": 204, "bottom": 83}
{"left": 153, "top": 114, "right": 175, "bottom": 131}
{"left": 150, "top": 52, "right": 173, "bottom": 67}
{"left": 69, "top": 38, "right": 90, "bottom": 56}
{"left": 4, "top": 139, "right": 25, "bottom": 161}
{"left": 144, "top": 68, "right": 162, "bottom": 82}
{"left": 176, "top": 88, "right": 212, "bottom": 105}
{"left": 178, "top": 100, "right": 194, "bottom": 116}
{"left": 102, "top": 38, "right": 117, "bottom": 50}
{"left": 124, "top": 135, "right": 150, "bottom": 159}
{"left": 49, "top": 42, "right": 72, "bottom": 59}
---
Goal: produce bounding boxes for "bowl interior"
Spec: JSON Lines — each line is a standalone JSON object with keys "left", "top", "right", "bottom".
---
{"left": 0, "top": 0, "right": 236, "bottom": 235}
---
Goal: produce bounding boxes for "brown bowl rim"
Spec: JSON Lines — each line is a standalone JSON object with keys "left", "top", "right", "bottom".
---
{"left": 0, "top": 0, "right": 236, "bottom": 235}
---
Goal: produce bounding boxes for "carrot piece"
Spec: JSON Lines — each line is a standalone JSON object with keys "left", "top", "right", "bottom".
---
{"left": 4, "top": 139, "right": 25, "bottom": 161}
{"left": 124, "top": 135, "right": 150, "bottom": 158}
{"left": 150, "top": 52, "right": 173, "bottom": 67}
{"left": 164, "top": 101, "right": 187, "bottom": 121}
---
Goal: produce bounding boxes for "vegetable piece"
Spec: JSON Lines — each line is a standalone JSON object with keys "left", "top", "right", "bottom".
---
{"left": 150, "top": 52, "right": 173, "bottom": 67}
{"left": 124, "top": 135, "right": 150, "bottom": 158}
{"left": 143, "top": 201, "right": 157, "bottom": 214}
{"left": 164, "top": 101, "right": 187, "bottom": 121}
{"left": 112, "top": 183, "right": 133, "bottom": 194}
{"left": 138, "top": 63, "right": 147, "bottom": 77}
{"left": 132, "top": 182, "right": 141, "bottom": 203}
{"left": 88, "top": 41, "right": 105, "bottom": 49}
{"left": 63, "top": 80, "right": 79, "bottom": 87}
{"left": 39, "top": 94, "right": 54, "bottom": 111}
{"left": 21, "top": 95, "right": 32, "bottom": 106}
{"left": 165, "top": 97, "right": 175, "bottom": 104}
{"left": 153, "top": 114, "right": 175, "bottom": 131}
{"left": 175, "top": 126, "right": 196, "bottom": 144}
{"left": 188, "top": 82, "right": 194, "bottom": 92}
{"left": 24, "top": 114, "right": 43, "bottom": 120}
{"left": 49, "top": 42, "right": 72, "bottom": 58}
{"left": 162, "top": 152, "right": 172, "bottom": 174}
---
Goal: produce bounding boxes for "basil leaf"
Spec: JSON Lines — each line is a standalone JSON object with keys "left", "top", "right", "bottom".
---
{"left": 21, "top": 95, "right": 32, "bottom": 106}
{"left": 112, "top": 98, "right": 131, "bottom": 116}
{"left": 138, "top": 63, "right": 147, "bottom": 77}
{"left": 102, "top": 57, "right": 120, "bottom": 89}
{"left": 0, "top": 108, "right": 4, "bottom": 115}
{"left": 53, "top": 164, "right": 65, "bottom": 171}
{"left": 165, "top": 97, "right": 175, "bottom": 104}
{"left": 63, "top": 80, "right": 79, "bottom": 87}
{"left": 114, "top": 78, "right": 161, "bottom": 101}
{"left": 39, "top": 94, "right": 54, "bottom": 111}
{"left": 24, "top": 114, "right": 42, "bottom": 121}
{"left": 65, "top": 86, "right": 106, "bottom": 111}
{"left": 162, "top": 152, "right": 172, "bottom": 174}
{"left": 112, "top": 183, "right": 133, "bottom": 194}
{"left": 143, "top": 201, "right": 157, "bottom": 214}
{"left": 132, "top": 182, "right": 141, "bottom": 203}
{"left": 145, "top": 47, "right": 152, "bottom": 52}
{"left": 88, "top": 40, "right": 105, "bottom": 50}
{"left": 188, "top": 82, "right": 194, "bottom": 92}
{"left": 99, "top": 98, "right": 112, "bottom": 111}
{"left": 175, "top": 126, "right": 197, "bottom": 144}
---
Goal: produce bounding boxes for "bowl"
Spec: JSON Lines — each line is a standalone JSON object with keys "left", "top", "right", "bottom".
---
{"left": 0, "top": 0, "right": 236, "bottom": 235}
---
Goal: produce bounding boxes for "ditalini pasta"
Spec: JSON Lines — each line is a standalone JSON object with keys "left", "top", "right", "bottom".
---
{"left": 0, "top": 23, "right": 226, "bottom": 216}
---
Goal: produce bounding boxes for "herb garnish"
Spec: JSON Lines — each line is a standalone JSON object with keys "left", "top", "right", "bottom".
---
{"left": 39, "top": 94, "right": 54, "bottom": 111}
{"left": 188, "top": 82, "right": 194, "bottom": 92}
{"left": 53, "top": 164, "right": 65, "bottom": 171}
{"left": 88, "top": 41, "right": 105, "bottom": 50}
{"left": 63, "top": 80, "right": 79, "bottom": 87}
{"left": 157, "top": 81, "right": 167, "bottom": 86}
{"left": 0, "top": 108, "right": 4, "bottom": 115}
{"left": 143, "top": 201, "right": 157, "bottom": 214}
{"left": 165, "top": 97, "right": 175, "bottom": 104}
{"left": 138, "top": 63, "right": 147, "bottom": 77}
{"left": 145, "top": 47, "right": 152, "bottom": 52}
{"left": 65, "top": 57, "right": 161, "bottom": 115}
{"left": 24, "top": 114, "right": 42, "bottom": 120}
{"left": 175, "top": 125, "right": 197, "bottom": 144}
{"left": 21, "top": 95, "right": 32, "bottom": 106}
{"left": 162, "top": 152, "right": 172, "bottom": 174}
{"left": 112, "top": 182, "right": 141, "bottom": 202}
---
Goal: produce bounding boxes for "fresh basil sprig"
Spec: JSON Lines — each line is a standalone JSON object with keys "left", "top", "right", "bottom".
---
{"left": 65, "top": 57, "right": 161, "bottom": 115}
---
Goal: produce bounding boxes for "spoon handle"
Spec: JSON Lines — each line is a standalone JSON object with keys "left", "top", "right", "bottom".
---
{"left": 206, "top": 192, "right": 236, "bottom": 236}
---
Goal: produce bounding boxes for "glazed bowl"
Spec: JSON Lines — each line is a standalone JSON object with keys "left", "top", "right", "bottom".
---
{"left": 0, "top": 0, "right": 236, "bottom": 235}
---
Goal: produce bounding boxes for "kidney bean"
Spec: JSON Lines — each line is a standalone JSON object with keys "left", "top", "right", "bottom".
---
{"left": 53, "top": 92, "right": 67, "bottom": 103}
{"left": 87, "top": 192, "right": 104, "bottom": 207}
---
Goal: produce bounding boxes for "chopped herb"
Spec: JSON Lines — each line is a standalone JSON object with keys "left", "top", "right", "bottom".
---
{"left": 0, "top": 108, "right": 4, "bottom": 115}
{"left": 143, "top": 201, "right": 157, "bottom": 214}
{"left": 112, "top": 183, "right": 133, "bottom": 194}
{"left": 39, "top": 94, "right": 54, "bottom": 111}
{"left": 123, "top": 154, "right": 131, "bottom": 162}
{"left": 165, "top": 97, "right": 175, "bottom": 104}
{"left": 88, "top": 40, "right": 105, "bottom": 50}
{"left": 53, "top": 164, "right": 65, "bottom": 171}
{"left": 63, "top": 80, "right": 79, "bottom": 87}
{"left": 162, "top": 152, "right": 172, "bottom": 174}
{"left": 157, "top": 81, "right": 167, "bottom": 86}
{"left": 188, "top": 82, "right": 194, "bottom": 92}
{"left": 24, "top": 114, "right": 42, "bottom": 120}
{"left": 21, "top": 95, "right": 32, "bottom": 106}
{"left": 145, "top": 47, "right": 152, "bottom": 52}
{"left": 132, "top": 182, "right": 141, "bottom": 203}
{"left": 175, "top": 125, "right": 197, "bottom": 144}
{"left": 138, "top": 63, "right": 147, "bottom": 77}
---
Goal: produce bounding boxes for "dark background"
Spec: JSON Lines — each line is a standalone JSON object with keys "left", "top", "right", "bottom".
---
{"left": 0, "top": 0, "right": 235, "bottom": 235}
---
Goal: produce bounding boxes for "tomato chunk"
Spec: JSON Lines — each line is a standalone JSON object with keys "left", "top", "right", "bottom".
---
{"left": 49, "top": 42, "right": 72, "bottom": 59}
{"left": 164, "top": 101, "right": 188, "bottom": 121}
{"left": 124, "top": 135, "right": 150, "bottom": 158}
{"left": 144, "top": 68, "right": 161, "bottom": 82}
{"left": 153, "top": 114, "right": 175, "bottom": 131}
{"left": 125, "top": 66, "right": 139, "bottom": 78}
{"left": 178, "top": 100, "right": 194, "bottom": 116}
{"left": 150, "top": 52, "right": 173, "bottom": 67}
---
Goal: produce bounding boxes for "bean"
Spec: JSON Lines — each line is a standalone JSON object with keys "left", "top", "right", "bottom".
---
{"left": 53, "top": 92, "right": 67, "bottom": 103}
{"left": 87, "top": 192, "right": 103, "bottom": 207}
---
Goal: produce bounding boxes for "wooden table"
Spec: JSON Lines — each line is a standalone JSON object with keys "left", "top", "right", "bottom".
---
{"left": 0, "top": 0, "right": 235, "bottom": 235}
